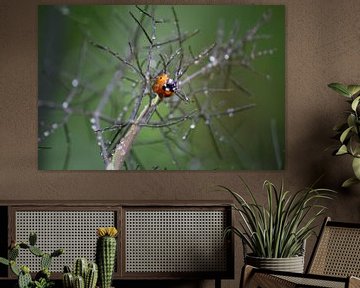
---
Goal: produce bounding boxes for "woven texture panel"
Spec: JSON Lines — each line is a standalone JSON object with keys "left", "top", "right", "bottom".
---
{"left": 309, "top": 226, "right": 360, "bottom": 277}
{"left": 15, "top": 211, "right": 115, "bottom": 272}
{"left": 125, "top": 210, "right": 227, "bottom": 273}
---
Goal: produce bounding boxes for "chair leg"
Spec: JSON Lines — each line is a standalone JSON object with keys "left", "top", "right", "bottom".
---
{"left": 240, "top": 265, "right": 255, "bottom": 288}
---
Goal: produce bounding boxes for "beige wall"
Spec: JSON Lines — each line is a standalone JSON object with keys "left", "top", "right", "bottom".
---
{"left": 1, "top": 1, "right": 360, "bottom": 287}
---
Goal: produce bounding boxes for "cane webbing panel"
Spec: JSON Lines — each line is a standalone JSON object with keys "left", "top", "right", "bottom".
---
{"left": 309, "top": 226, "right": 360, "bottom": 277}
{"left": 125, "top": 210, "right": 227, "bottom": 273}
{"left": 15, "top": 211, "right": 115, "bottom": 272}
{"left": 277, "top": 275, "right": 345, "bottom": 288}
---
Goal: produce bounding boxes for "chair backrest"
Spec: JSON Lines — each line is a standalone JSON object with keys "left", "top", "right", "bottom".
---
{"left": 307, "top": 217, "right": 360, "bottom": 277}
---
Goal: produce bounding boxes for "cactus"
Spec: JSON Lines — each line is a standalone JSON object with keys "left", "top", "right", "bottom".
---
{"left": 96, "top": 227, "right": 118, "bottom": 288}
{"left": 63, "top": 259, "right": 98, "bottom": 288}
{"left": 74, "top": 275, "right": 85, "bottom": 288}
{"left": 85, "top": 262, "right": 98, "bottom": 288}
{"left": 41, "top": 253, "right": 52, "bottom": 270}
{"left": 74, "top": 258, "right": 88, "bottom": 279}
{"left": 63, "top": 272, "right": 74, "bottom": 288}
{"left": 9, "top": 246, "right": 19, "bottom": 260}
{"left": 0, "top": 232, "right": 63, "bottom": 288}
{"left": 18, "top": 267, "right": 32, "bottom": 288}
{"left": 29, "top": 232, "right": 37, "bottom": 246}
{"left": 10, "top": 260, "right": 20, "bottom": 276}
{"left": 29, "top": 245, "right": 44, "bottom": 257}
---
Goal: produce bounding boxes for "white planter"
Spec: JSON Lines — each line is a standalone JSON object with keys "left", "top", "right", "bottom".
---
{"left": 245, "top": 254, "right": 305, "bottom": 273}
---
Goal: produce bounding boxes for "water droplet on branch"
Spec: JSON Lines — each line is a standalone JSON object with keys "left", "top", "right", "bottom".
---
{"left": 71, "top": 79, "right": 79, "bottom": 88}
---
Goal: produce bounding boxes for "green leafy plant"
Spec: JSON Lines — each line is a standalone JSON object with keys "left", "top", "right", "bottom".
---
{"left": 221, "top": 179, "right": 334, "bottom": 258}
{"left": 328, "top": 83, "right": 360, "bottom": 187}
{"left": 0, "top": 232, "right": 63, "bottom": 288}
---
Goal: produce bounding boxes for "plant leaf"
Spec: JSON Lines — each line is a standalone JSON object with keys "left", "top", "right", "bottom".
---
{"left": 328, "top": 83, "right": 351, "bottom": 97}
{"left": 336, "top": 145, "right": 348, "bottom": 155}
{"left": 0, "top": 257, "right": 9, "bottom": 266}
{"left": 347, "top": 85, "right": 360, "bottom": 97}
{"left": 351, "top": 96, "right": 360, "bottom": 111}
{"left": 342, "top": 177, "right": 360, "bottom": 188}
{"left": 352, "top": 157, "right": 360, "bottom": 179}
{"left": 340, "top": 126, "right": 353, "bottom": 143}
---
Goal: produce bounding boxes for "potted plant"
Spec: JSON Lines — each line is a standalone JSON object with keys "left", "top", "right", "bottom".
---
{"left": 221, "top": 179, "right": 334, "bottom": 273}
{"left": 328, "top": 83, "right": 360, "bottom": 187}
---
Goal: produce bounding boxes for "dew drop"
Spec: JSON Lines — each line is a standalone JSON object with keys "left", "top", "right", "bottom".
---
{"left": 224, "top": 54, "right": 230, "bottom": 60}
{"left": 169, "top": 113, "right": 174, "bottom": 119}
{"left": 43, "top": 131, "right": 50, "bottom": 137}
{"left": 97, "top": 135, "right": 102, "bottom": 141}
{"left": 91, "top": 125, "right": 97, "bottom": 131}
{"left": 97, "top": 142, "right": 102, "bottom": 146}
{"left": 205, "top": 119, "right": 210, "bottom": 125}
{"left": 62, "top": 102, "right": 69, "bottom": 109}
{"left": 72, "top": 78, "right": 79, "bottom": 88}
{"left": 190, "top": 123, "right": 196, "bottom": 129}
{"left": 257, "top": 51, "right": 262, "bottom": 56}
{"left": 60, "top": 6, "right": 69, "bottom": 15}
{"left": 194, "top": 60, "right": 199, "bottom": 65}
{"left": 151, "top": 36, "right": 156, "bottom": 40}
{"left": 182, "top": 135, "right": 187, "bottom": 140}
{"left": 52, "top": 123, "right": 58, "bottom": 129}
{"left": 209, "top": 56, "right": 216, "bottom": 62}
{"left": 219, "top": 136, "right": 224, "bottom": 142}
{"left": 123, "top": 106, "right": 128, "bottom": 112}
{"left": 204, "top": 90, "right": 209, "bottom": 95}
{"left": 90, "top": 118, "right": 96, "bottom": 124}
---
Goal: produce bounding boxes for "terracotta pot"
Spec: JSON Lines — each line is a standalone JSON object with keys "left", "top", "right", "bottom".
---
{"left": 245, "top": 254, "right": 305, "bottom": 273}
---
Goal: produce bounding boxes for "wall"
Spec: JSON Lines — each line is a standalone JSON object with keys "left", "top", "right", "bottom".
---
{"left": 0, "top": 0, "right": 360, "bottom": 287}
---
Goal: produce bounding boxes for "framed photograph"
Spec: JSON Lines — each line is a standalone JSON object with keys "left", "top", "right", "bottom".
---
{"left": 38, "top": 5, "right": 285, "bottom": 170}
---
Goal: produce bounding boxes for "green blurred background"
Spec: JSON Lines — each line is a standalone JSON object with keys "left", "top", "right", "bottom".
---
{"left": 38, "top": 5, "right": 285, "bottom": 170}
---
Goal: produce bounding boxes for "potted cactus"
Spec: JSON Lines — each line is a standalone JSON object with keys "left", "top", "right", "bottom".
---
{"left": 96, "top": 227, "right": 118, "bottom": 288}
{"left": 62, "top": 258, "right": 98, "bottom": 288}
{"left": 0, "top": 232, "right": 63, "bottom": 288}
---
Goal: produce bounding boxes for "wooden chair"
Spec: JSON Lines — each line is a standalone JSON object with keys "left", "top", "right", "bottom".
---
{"left": 241, "top": 217, "right": 360, "bottom": 288}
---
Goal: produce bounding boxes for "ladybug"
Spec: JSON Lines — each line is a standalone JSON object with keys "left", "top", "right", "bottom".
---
{"left": 152, "top": 73, "right": 177, "bottom": 98}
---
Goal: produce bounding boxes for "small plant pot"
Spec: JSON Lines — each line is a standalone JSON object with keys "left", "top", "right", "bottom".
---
{"left": 245, "top": 254, "right": 305, "bottom": 273}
